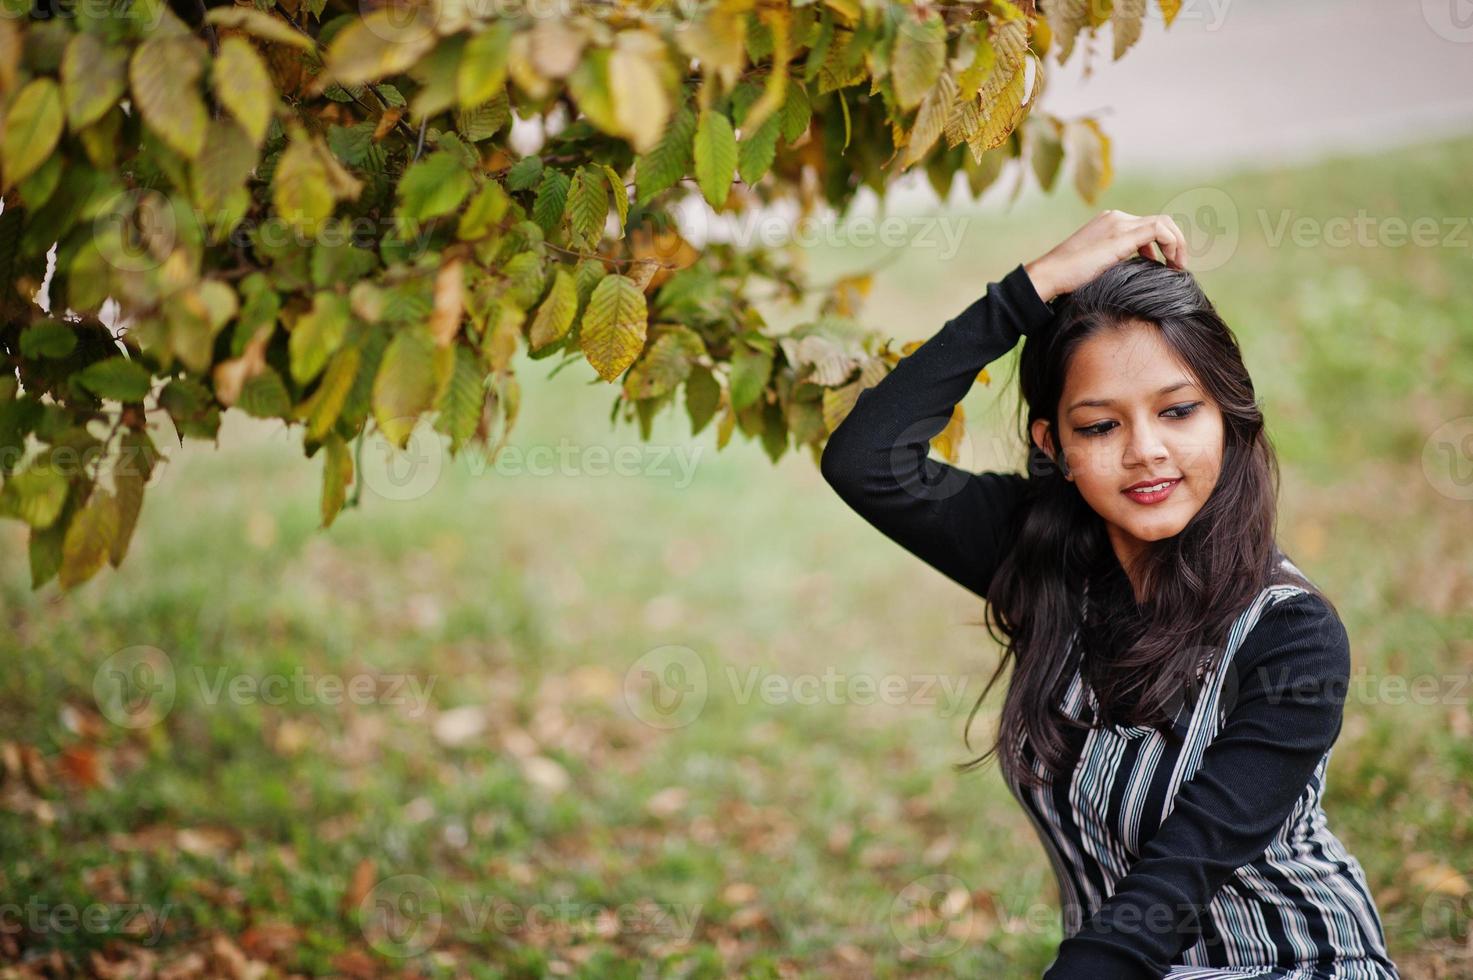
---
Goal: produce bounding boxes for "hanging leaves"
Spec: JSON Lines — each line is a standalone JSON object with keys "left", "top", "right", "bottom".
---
{"left": 0, "top": 0, "right": 1145, "bottom": 589}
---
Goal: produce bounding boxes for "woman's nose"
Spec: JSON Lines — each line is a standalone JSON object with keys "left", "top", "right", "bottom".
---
{"left": 1122, "top": 424, "right": 1170, "bottom": 466}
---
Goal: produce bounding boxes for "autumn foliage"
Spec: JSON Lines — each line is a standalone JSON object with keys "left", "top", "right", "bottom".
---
{"left": 0, "top": 0, "right": 1161, "bottom": 588}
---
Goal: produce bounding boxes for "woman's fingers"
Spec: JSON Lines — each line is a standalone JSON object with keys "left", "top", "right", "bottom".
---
{"left": 1129, "top": 214, "right": 1188, "bottom": 269}
{"left": 1158, "top": 214, "right": 1188, "bottom": 269}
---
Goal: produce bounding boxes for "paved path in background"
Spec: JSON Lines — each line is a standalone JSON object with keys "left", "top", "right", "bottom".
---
{"left": 882, "top": 0, "right": 1473, "bottom": 210}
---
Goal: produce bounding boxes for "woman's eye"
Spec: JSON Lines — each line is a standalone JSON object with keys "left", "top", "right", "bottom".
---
{"left": 1074, "top": 402, "right": 1204, "bottom": 438}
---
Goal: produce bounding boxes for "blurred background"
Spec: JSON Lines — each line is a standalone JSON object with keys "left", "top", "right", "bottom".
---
{"left": 3, "top": 1, "right": 1472, "bottom": 976}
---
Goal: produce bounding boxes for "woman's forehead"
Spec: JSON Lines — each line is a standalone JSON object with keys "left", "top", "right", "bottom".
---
{"left": 1062, "top": 322, "right": 1199, "bottom": 406}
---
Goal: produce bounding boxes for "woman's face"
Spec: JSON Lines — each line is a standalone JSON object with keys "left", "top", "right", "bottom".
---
{"left": 1031, "top": 319, "right": 1225, "bottom": 576}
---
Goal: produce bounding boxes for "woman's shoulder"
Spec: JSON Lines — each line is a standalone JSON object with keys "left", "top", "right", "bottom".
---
{"left": 1236, "top": 578, "right": 1352, "bottom": 694}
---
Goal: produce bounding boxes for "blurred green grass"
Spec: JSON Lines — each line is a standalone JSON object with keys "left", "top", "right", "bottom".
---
{"left": 2, "top": 132, "right": 1471, "bottom": 978}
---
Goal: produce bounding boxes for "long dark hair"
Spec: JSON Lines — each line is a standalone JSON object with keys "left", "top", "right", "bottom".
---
{"left": 956, "top": 256, "right": 1326, "bottom": 790}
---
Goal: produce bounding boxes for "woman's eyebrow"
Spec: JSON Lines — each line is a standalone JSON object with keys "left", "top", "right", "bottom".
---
{"left": 1067, "top": 380, "right": 1196, "bottom": 413}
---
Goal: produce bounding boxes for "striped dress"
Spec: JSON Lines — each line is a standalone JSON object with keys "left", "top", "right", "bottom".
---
{"left": 1013, "top": 571, "right": 1401, "bottom": 979}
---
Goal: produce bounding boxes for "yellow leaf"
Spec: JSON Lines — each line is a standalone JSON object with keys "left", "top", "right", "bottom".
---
{"left": 130, "top": 35, "right": 209, "bottom": 160}
{"left": 481, "top": 296, "right": 522, "bottom": 374}
{"left": 273, "top": 133, "right": 335, "bottom": 235}
{"left": 320, "top": 433, "right": 353, "bottom": 528}
{"left": 59, "top": 490, "right": 120, "bottom": 589}
{"left": 931, "top": 404, "right": 966, "bottom": 464}
{"left": 206, "top": 7, "right": 316, "bottom": 51}
{"left": 610, "top": 32, "right": 671, "bottom": 154}
{"left": 299, "top": 345, "right": 360, "bottom": 442}
{"left": 214, "top": 37, "right": 276, "bottom": 147}
{"left": 1049, "top": 0, "right": 1090, "bottom": 64}
{"left": 901, "top": 73, "right": 957, "bottom": 169}
{"left": 579, "top": 274, "right": 648, "bottom": 382}
{"left": 62, "top": 33, "right": 127, "bottom": 132}
{"left": 529, "top": 268, "right": 578, "bottom": 351}
{"left": 891, "top": 12, "right": 946, "bottom": 111}
{"left": 1112, "top": 0, "right": 1145, "bottom": 60}
{"left": 315, "top": 6, "right": 438, "bottom": 91}
{"left": 0, "top": 78, "right": 63, "bottom": 192}
{"left": 1067, "top": 116, "right": 1113, "bottom": 204}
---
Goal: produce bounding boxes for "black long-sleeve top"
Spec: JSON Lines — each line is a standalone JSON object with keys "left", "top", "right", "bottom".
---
{"left": 817, "top": 265, "right": 1398, "bottom": 979}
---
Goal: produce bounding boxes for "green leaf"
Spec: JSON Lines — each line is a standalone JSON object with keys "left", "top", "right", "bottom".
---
{"left": 130, "top": 34, "right": 209, "bottom": 160}
{"left": 635, "top": 102, "right": 696, "bottom": 206}
{"left": 397, "top": 150, "right": 474, "bottom": 225}
{"left": 19, "top": 321, "right": 76, "bottom": 359}
{"left": 458, "top": 22, "right": 512, "bottom": 107}
{"left": 213, "top": 36, "right": 276, "bottom": 147}
{"left": 16, "top": 152, "right": 62, "bottom": 212}
{"left": 62, "top": 33, "right": 127, "bottom": 132}
{"left": 532, "top": 168, "right": 571, "bottom": 238}
{"left": 406, "top": 36, "right": 463, "bottom": 120}
{"left": 737, "top": 112, "right": 781, "bottom": 185}
{"left": 693, "top": 109, "right": 737, "bottom": 208}
{"left": 237, "top": 367, "right": 292, "bottom": 419}
{"left": 566, "top": 166, "right": 608, "bottom": 250}
{"left": 780, "top": 79, "right": 812, "bottom": 144}
{"left": 579, "top": 274, "right": 648, "bottom": 382}
{"left": 0, "top": 453, "right": 68, "bottom": 529}
{"left": 685, "top": 365, "right": 720, "bottom": 434}
{"left": 456, "top": 180, "right": 510, "bottom": 241}
{"left": 312, "top": 230, "right": 379, "bottom": 287}
{"left": 729, "top": 336, "right": 774, "bottom": 411}
{"left": 1, "top": 78, "right": 64, "bottom": 192}
{"left": 158, "top": 378, "right": 220, "bottom": 443}
{"left": 456, "top": 90, "right": 510, "bottom": 143}
{"left": 290, "top": 292, "right": 351, "bottom": 385}
{"left": 372, "top": 325, "right": 450, "bottom": 449}
{"left": 501, "top": 251, "right": 545, "bottom": 309}
{"left": 76, "top": 357, "right": 152, "bottom": 402}
{"left": 506, "top": 154, "right": 543, "bottom": 192}
{"left": 432, "top": 344, "right": 484, "bottom": 453}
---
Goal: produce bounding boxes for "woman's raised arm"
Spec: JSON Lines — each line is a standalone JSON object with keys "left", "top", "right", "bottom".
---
{"left": 817, "top": 263, "right": 1055, "bottom": 600}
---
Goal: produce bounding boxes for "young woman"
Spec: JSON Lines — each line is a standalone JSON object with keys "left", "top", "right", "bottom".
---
{"left": 819, "top": 211, "right": 1400, "bottom": 979}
